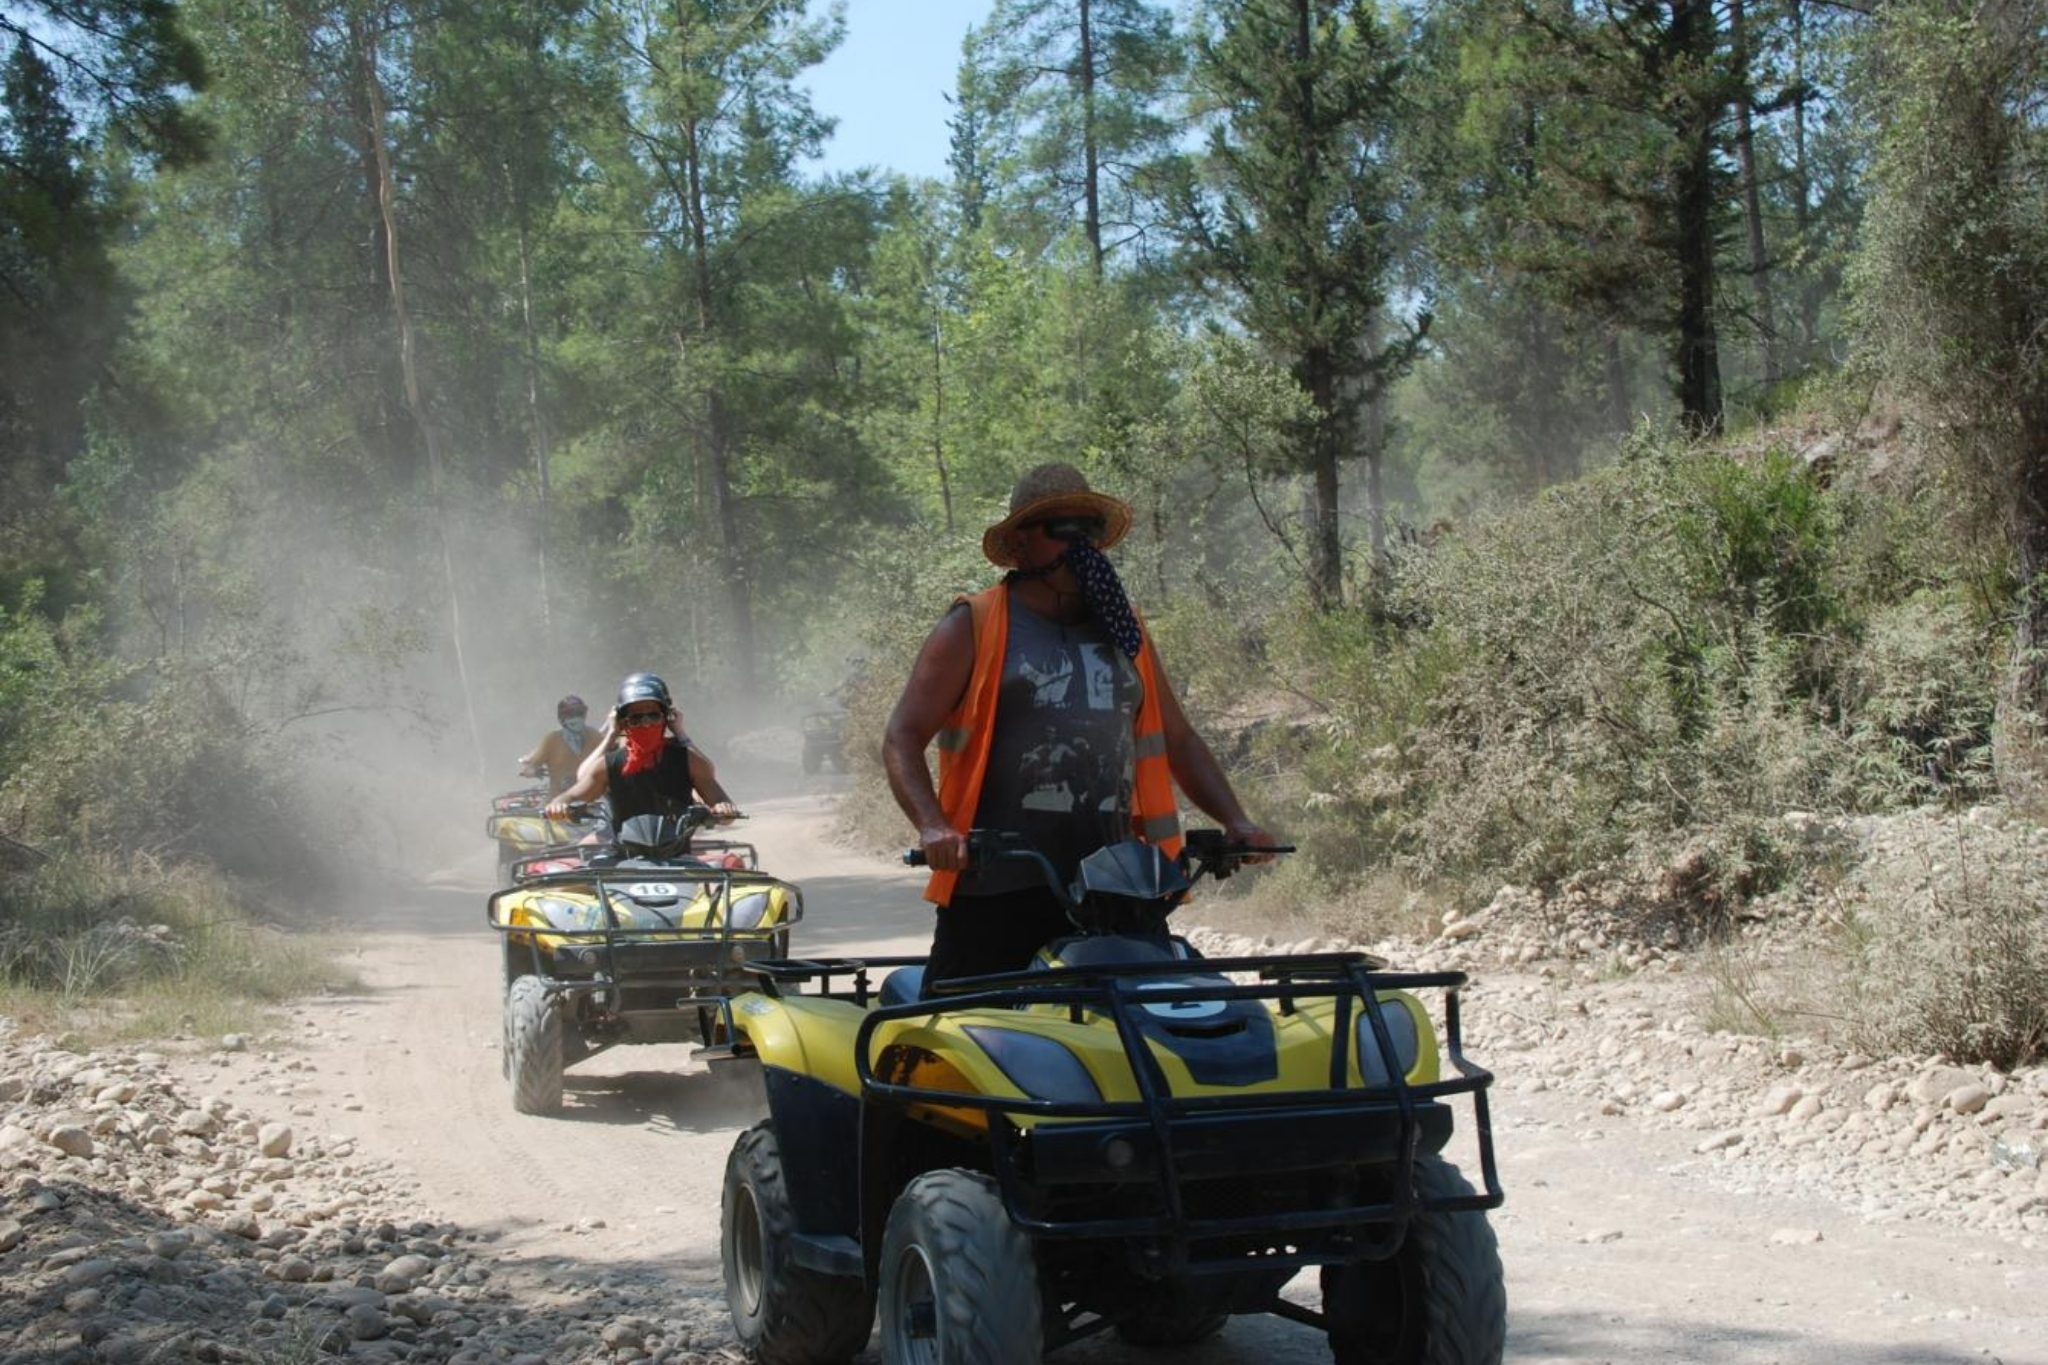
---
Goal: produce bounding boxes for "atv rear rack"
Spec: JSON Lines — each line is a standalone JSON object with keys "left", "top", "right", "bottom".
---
{"left": 749, "top": 951, "right": 1499, "bottom": 1276}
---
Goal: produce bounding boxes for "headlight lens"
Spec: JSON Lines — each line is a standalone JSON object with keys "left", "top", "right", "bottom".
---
{"left": 727, "top": 891, "right": 772, "bottom": 929}
{"left": 535, "top": 896, "right": 600, "bottom": 931}
{"left": 1353, "top": 999, "right": 1421, "bottom": 1086}
{"left": 962, "top": 1027, "right": 1101, "bottom": 1104}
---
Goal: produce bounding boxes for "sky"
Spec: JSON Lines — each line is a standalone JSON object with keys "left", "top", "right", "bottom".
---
{"left": 802, "top": 0, "right": 995, "bottom": 180}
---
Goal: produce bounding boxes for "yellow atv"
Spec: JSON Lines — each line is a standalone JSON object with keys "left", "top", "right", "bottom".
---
{"left": 485, "top": 796, "right": 608, "bottom": 880}
{"left": 486, "top": 806, "right": 801, "bottom": 1115}
{"left": 715, "top": 830, "right": 1505, "bottom": 1365}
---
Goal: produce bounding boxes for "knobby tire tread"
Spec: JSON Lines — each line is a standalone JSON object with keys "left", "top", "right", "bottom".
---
{"left": 1328, "top": 1158, "right": 1506, "bottom": 1365}
{"left": 506, "top": 974, "right": 563, "bottom": 1114}
{"left": 882, "top": 1169, "right": 1041, "bottom": 1365}
{"left": 724, "top": 1122, "right": 872, "bottom": 1365}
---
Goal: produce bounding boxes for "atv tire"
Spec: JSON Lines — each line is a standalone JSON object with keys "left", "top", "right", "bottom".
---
{"left": 723, "top": 1123, "right": 872, "bottom": 1365}
{"left": 505, "top": 974, "right": 564, "bottom": 1115}
{"left": 878, "top": 1169, "right": 1040, "bottom": 1365}
{"left": 1322, "top": 1158, "right": 1505, "bottom": 1365}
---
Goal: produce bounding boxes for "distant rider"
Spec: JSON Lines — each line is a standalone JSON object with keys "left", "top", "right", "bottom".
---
{"left": 519, "top": 694, "right": 594, "bottom": 797}
{"left": 545, "top": 674, "right": 739, "bottom": 834}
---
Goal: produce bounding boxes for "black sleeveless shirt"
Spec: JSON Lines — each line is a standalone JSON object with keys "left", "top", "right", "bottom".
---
{"left": 605, "top": 740, "right": 700, "bottom": 829}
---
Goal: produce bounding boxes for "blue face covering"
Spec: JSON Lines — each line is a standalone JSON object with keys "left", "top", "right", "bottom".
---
{"left": 1009, "top": 539, "right": 1142, "bottom": 661}
{"left": 561, "top": 717, "right": 587, "bottom": 749}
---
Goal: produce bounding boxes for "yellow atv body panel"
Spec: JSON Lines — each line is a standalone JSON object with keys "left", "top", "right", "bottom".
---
{"left": 487, "top": 812, "right": 595, "bottom": 854}
{"left": 729, "top": 985, "right": 1439, "bottom": 1122}
{"left": 492, "top": 877, "right": 795, "bottom": 954}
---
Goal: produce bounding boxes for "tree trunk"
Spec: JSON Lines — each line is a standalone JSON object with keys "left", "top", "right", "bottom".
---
{"left": 514, "top": 211, "right": 555, "bottom": 653}
{"left": 1309, "top": 434, "right": 1343, "bottom": 612}
{"left": 346, "top": 10, "right": 409, "bottom": 479}
{"left": 1731, "top": 0, "right": 1779, "bottom": 388}
{"left": 1078, "top": 0, "right": 1103, "bottom": 275}
{"left": 360, "top": 22, "right": 486, "bottom": 776}
{"left": 931, "top": 307, "right": 954, "bottom": 536}
{"left": 1789, "top": 0, "right": 1822, "bottom": 368}
{"left": 1605, "top": 328, "right": 1633, "bottom": 434}
{"left": 1672, "top": 0, "right": 1724, "bottom": 434}
{"left": 683, "top": 107, "right": 758, "bottom": 692}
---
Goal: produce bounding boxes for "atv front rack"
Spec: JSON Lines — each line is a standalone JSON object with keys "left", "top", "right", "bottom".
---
{"left": 749, "top": 951, "right": 1499, "bottom": 1277}
{"left": 488, "top": 866, "right": 802, "bottom": 1018}
{"left": 509, "top": 837, "right": 762, "bottom": 882}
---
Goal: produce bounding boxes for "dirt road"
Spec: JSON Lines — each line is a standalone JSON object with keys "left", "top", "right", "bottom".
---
{"left": 175, "top": 791, "right": 2047, "bottom": 1365}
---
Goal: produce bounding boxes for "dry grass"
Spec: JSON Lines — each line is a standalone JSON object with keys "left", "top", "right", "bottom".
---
{"left": 0, "top": 855, "right": 357, "bottom": 1047}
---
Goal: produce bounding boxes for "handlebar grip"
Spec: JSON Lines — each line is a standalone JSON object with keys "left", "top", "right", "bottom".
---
{"left": 902, "top": 849, "right": 927, "bottom": 867}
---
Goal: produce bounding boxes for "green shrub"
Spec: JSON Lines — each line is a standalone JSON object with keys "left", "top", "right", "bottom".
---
{"left": 1232, "top": 427, "right": 1999, "bottom": 904}
{"left": 0, "top": 583, "right": 311, "bottom": 877}
{"left": 1832, "top": 588, "right": 2000, "bottom": 803}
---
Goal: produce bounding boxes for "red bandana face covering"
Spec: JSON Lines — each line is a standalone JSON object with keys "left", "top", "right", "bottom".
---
{"left": 621, "top": 720, "right": 667, "bottom": 775}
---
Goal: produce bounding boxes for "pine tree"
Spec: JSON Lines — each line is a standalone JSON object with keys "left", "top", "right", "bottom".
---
{"left": 1171, "top": 0, "right": 1422, "bottom": 611}
{"left": 975, "top": 0, "right": 1183, "bottom": 272}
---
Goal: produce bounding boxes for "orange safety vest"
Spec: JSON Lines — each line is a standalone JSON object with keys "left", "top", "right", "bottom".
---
{"left": 924, "top": 583, "right": 1184, "bottom": 906}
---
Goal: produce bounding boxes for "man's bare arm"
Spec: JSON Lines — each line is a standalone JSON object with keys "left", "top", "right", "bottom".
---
{"left": 687, "top": 746, "right": 738, "bottom": 817}
{"left": 883, "top": 605, "right": 975, "bottom": 870}
{"left": 1153, "top": 663, "right": 1276, "bottom": 851}
{"left": 544, "top": 761, "right": 608, "bottom": 819}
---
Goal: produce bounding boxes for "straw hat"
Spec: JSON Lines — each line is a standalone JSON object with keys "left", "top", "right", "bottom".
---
{"left": 981, "top": 462, "right": 1133, "bottom": 568}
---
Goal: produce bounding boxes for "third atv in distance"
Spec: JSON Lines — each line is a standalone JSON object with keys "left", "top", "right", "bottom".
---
{"left": 715, "top": 829, "right": 1506, "bottom": 1365}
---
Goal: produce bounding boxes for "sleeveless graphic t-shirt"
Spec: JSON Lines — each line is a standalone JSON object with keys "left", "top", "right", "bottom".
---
{"left": 956, "top": 596, "right": 1143, "bottom": 898}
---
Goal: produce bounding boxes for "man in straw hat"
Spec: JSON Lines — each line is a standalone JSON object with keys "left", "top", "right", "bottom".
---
{"left": 884, "top": 461, "right": 1278, "bottom": 984}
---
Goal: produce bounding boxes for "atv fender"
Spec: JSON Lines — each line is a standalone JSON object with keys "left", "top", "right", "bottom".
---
{"left": 729, "top": 993, "right": 876, "bottom": 1243}
{"left": 730, "top": 993, "right": 870, "bottom": 1098}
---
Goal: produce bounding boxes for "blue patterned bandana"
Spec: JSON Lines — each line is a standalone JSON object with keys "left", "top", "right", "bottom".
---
{"left": 1010, "top": 540, "right": 1142, "bottom": 660}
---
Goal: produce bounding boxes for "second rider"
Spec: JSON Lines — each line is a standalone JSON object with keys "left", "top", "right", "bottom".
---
{"left": 546, "top": 673, "right": 739, "bottom": 836}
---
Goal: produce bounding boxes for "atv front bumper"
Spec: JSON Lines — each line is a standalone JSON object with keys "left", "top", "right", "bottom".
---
{"left": 849, "top": 953, "right": 1501, "bottom": 1274}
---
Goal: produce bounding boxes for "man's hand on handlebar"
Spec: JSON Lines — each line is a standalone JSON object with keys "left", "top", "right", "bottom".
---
{"left": 543, "top": 798, "right": 585, "bottom": 822}
{"left": 1226, "top": 820, "right": 1282, "bottom": 866}
{"left": 916, "top": 822, "right": 970, "bottom": 872}
{"left": 709, "top": 800, "right": 741, "bottom": 823}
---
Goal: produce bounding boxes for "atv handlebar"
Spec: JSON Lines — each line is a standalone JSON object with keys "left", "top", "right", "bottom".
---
{"left": 551, "top": 800, "right": 743, "bottom": 823}
{"left": 903, "top": 829, "right": 1293, "bottom": 874}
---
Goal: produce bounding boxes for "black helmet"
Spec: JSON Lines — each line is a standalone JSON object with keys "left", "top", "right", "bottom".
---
{"left": 557, "top": 694, "right": 587, "bottom": 722}
{"left": 615, "top": 672, "right": 672, "bottom": 715}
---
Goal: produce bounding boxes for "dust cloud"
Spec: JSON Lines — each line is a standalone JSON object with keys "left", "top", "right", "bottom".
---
{"left": 207, "top": 486, "right": 861, "bottom": 894}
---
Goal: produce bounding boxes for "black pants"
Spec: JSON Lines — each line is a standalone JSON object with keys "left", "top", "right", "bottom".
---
{"left": 927, "top": 888, "right": 1075, "bottom": 983}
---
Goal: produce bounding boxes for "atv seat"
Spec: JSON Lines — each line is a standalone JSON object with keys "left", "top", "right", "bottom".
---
{"left": 1045, "top": 933, "right": 1191, "bottom": 968}
{"left": 879, "top": 966, "right": 926, "bottom": 1006}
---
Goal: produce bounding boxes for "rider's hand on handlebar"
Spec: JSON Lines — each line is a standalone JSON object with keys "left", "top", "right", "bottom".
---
{"left": 543, "top": 798, "right": 571, "bottom": 821}
{"left": 917, "top": 823, "right": 970, "bottom": 872}
{"left": 1226, "top": 820, "right": 1281, "bottom": 866}
{"left": 710, "top": 800, "right": 741, "bottom": 823}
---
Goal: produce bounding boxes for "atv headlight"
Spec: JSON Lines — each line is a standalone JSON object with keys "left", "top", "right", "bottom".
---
{"left": 726, "top": 891, "right": 772, "bottom": 930}
{"left": 535, "top": 897, "right": 600, "bottom": 931}
{"left": 962, "top": 1027, "right": 1101, "bottom": 1104}
{"left": 1353, "top": 1000, "right": 1421, "bottom": 1086}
